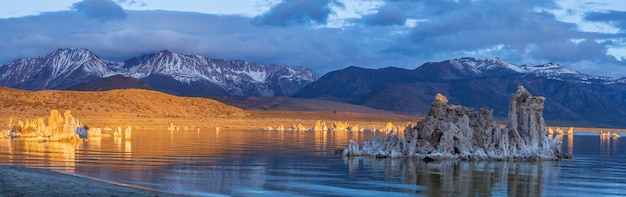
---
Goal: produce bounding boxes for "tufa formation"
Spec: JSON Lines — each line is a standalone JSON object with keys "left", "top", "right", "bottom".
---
{"left": 343, "top": 86, "right": 569, "bottom": 160}
{"left": 1, "top": 110, "right": 87, "bottom": 142}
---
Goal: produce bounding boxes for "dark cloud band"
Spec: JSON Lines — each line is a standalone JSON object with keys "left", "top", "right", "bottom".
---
{"left": 72, "top": 0, "right": 127, "bottom": 21}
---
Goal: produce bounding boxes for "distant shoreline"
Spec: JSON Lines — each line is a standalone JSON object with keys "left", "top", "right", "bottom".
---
{"left": 565, "top": 127, "right": 626, "bottom": 134}
{"left": 0, "top": 165, "right": 183, "bottom": 196}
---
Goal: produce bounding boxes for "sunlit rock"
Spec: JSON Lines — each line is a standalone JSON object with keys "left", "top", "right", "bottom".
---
{"left": 114, "top": 127, "right": 122, "bottom": 138}
{"left": 0, "top": 129, "right": 12, "bottom": 139}
{"left": 0, "top": 118, "right": 15, "bottom": 138}
{"left": 343, "top": 86, "right": 568, "bottom": 160}
{"left": 313, "top": 120, "right": 328, "bottom": 131}
{"left": 288, "top": 124, "right": 307, "bottom": 131}
{"left": 58, "top": 110, "right": 83, "bottom": 142}
{"left": 554, "top": 127, "right": 564, "bottom": 135}
{"left": 124, "top": 126, "right": 132, "bottom": 140}
{"left": 350, "top": 124, "right": 360, "bottom": 132}
{"left": 167, "top": 122, "right": 179, "bottom": 131}
{"left": 88, "top": 127, "right": 103, "bottom": 137}
{"left": 383, "top": 122, "right": 397, "bottom": 133}
{"left": 330, "top": 122, "right": 349, "bottom": 131}
{"left": 4, "top": 110, "right": 85, "bottom": 141}
{"left": 17, "top": 119, "right": 38, "bottom": 137}
{"left": 547, "top": 127, "right": 554, "bottom": 134}
{"left": 600, "top": 131, "right": 611, "bottom": 138}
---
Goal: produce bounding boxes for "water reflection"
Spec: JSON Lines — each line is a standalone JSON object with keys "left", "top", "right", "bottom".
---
{"left": 87, "top": 137, "right": 101, "bottom": 150}
{"left": 601, "top": 134, "right": 610, "bottom": 155}
{"left": 0, "top": 138, "right": 12, "bottom": 154}
{"left": 613, "top": 137, "right": 619, "bottom": 153}
{"left": 568, "top": 134, "right": 573, "bottom": 156}
{"left": 345, "top": 157, "right": 558, "bottom": 196}
{"left": 0, "top": 139, "right": 81, "bottom": 171}
{"left": 314, "top": 130, "right": 327, "bottom": 154}
{"left": 124, "top": 140, "right": 132, "bottom": 160}
{"left": 5, "top": 130, "right": 625, "bottom": 196}
{"left": 600, "top": 133, "right": 620, "bottom": 156}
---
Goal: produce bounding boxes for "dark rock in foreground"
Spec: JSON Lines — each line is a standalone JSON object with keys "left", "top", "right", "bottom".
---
{"left": 343, "top": 86, "right": 569, "bottom": 160}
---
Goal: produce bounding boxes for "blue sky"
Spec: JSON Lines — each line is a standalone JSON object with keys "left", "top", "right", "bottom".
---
{"left": 1, "top": 0, "right": 626, "bottom": 76}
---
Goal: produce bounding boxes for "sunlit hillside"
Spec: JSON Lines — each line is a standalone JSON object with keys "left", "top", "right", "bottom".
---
{"left": 0, "top": 87, "right": 250, "bottom": 128}
{"left": 0, "top": 87, "right": 418, "bottom": 130}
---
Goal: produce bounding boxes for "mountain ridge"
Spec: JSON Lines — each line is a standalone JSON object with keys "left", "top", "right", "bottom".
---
{"left": 0, "top": 48, "right": 317, "bottom": 97}
{"left": 3, "top": 49, "right": 626, "bottom": 127}
{"left": 295, "top": 57, "right": 626, "bottom": 128}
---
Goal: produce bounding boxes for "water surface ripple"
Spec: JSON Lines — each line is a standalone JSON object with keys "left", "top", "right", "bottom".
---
{"left": 1, "top": 130, "right": 624, "bottom": 196}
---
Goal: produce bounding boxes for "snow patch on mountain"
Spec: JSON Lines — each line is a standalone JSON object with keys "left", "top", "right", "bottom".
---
{"left": 442, "top": 57, "right": 626, "bottom": 84}
{"left": 451, "top": 57, "right": 525, "bottom": 73}
{"left": 0, "top": 48, "right": 317, "bottom": 96}
{"left": 520, "top": 62, "right": 580, "bottom": 75}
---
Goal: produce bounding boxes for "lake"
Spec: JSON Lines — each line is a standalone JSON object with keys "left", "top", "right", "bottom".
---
{"left": 1, "top": 130, "right": 625, "bottom": 196}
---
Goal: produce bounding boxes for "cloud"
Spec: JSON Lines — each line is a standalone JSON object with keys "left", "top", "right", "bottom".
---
{"left": 0, "top": 10, "right": 397, "bottom": 74}
{"left": 408, "top": 1, "right": 569, "bottom": 49}
{"left": 361, "top": 4, "right": 406, "bottom": 26}
{"left": 0, "top": 0, "right": 625, "bottom": 77}
{"left": 585, "top": 10, "right": 626, "bottom": 31}
{"left": 380, "top": 0, "right": 616, "bottom": 64}
{"left": 71, "top": 0, "right": 127, "bottom": 21}
{"left": 531, "top": 39, "right": 616, "bottom": 63}
{"left": 252, "top": 0, "right": 342, "bottom": 26}
{"left": 116, "top": 0, "right": 146, "bottom": 7}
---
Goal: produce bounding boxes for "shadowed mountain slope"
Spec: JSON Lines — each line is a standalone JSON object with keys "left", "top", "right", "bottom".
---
{"left": 295, "top": 58, "right": 626, "bottom": 127}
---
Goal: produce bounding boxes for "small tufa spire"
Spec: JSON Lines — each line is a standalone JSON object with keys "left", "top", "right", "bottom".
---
{"left": 434, "top": 93, "right": 448, "bottom": 104}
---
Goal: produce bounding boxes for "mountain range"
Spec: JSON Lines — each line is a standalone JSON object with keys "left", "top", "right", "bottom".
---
{"left": 0, "top": 48, "right": 317, "bottom": 97}
{"left": 2, "top": 49, "right": 626, "bottom": 127}
{"left": 295, "top": 57, "right": 626, "bottom": 127}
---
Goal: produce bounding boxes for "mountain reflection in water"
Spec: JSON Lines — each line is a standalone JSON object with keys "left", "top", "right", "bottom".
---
{"left": 0, "top": 130, "right": 625, "bottom": 196}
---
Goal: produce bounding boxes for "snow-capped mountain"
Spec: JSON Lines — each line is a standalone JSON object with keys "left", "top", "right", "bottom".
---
{"left": 518, "top": 62, "right": 619, "bottom": 84}
{"left": 121, "top": 50, "right": 316, "bottom": 96}
{"left": 0, "top": 48, "right": 120, "bottom": 90}
{"left": 448, "top": 57, "right": 525, "bottom": 73}
{"left": 415, "top": 57, "right": 526, "bottom": 81}
{"left": 419, "top": 57, "right": 622, "bottom": 84}
{"left": 520, "top": 62, "right": 580, "bottom": 76}
{"left": 295, "top": 57, "right": 626, "bottom": 127}
{"left": 0, "top": 48, "right": 317, "bottom": 97}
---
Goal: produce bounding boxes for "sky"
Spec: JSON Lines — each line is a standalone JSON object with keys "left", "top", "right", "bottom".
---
{"left": 1, "top": 0, "right": 626, "bottom": 77}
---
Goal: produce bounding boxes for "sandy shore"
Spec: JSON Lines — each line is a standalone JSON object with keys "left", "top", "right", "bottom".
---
{"left": 0, "top": 165, "right": 183, "bottom": 196}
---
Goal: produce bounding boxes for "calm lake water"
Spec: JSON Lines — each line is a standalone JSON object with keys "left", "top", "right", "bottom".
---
{"left": 1, "top": 130, "right": 625, "bottom": 196}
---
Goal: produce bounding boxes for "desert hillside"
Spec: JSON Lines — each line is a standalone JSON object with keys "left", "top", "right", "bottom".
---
{"left": 0, "top": 87, "right": 418, "bottom": 130}
{"left": 0, "top": 87, "right": 250, "bottom": 128}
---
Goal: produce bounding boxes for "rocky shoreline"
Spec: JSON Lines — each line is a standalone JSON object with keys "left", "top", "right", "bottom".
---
{"left": 0, "top": 165, "right": 182, "bottom": 196}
